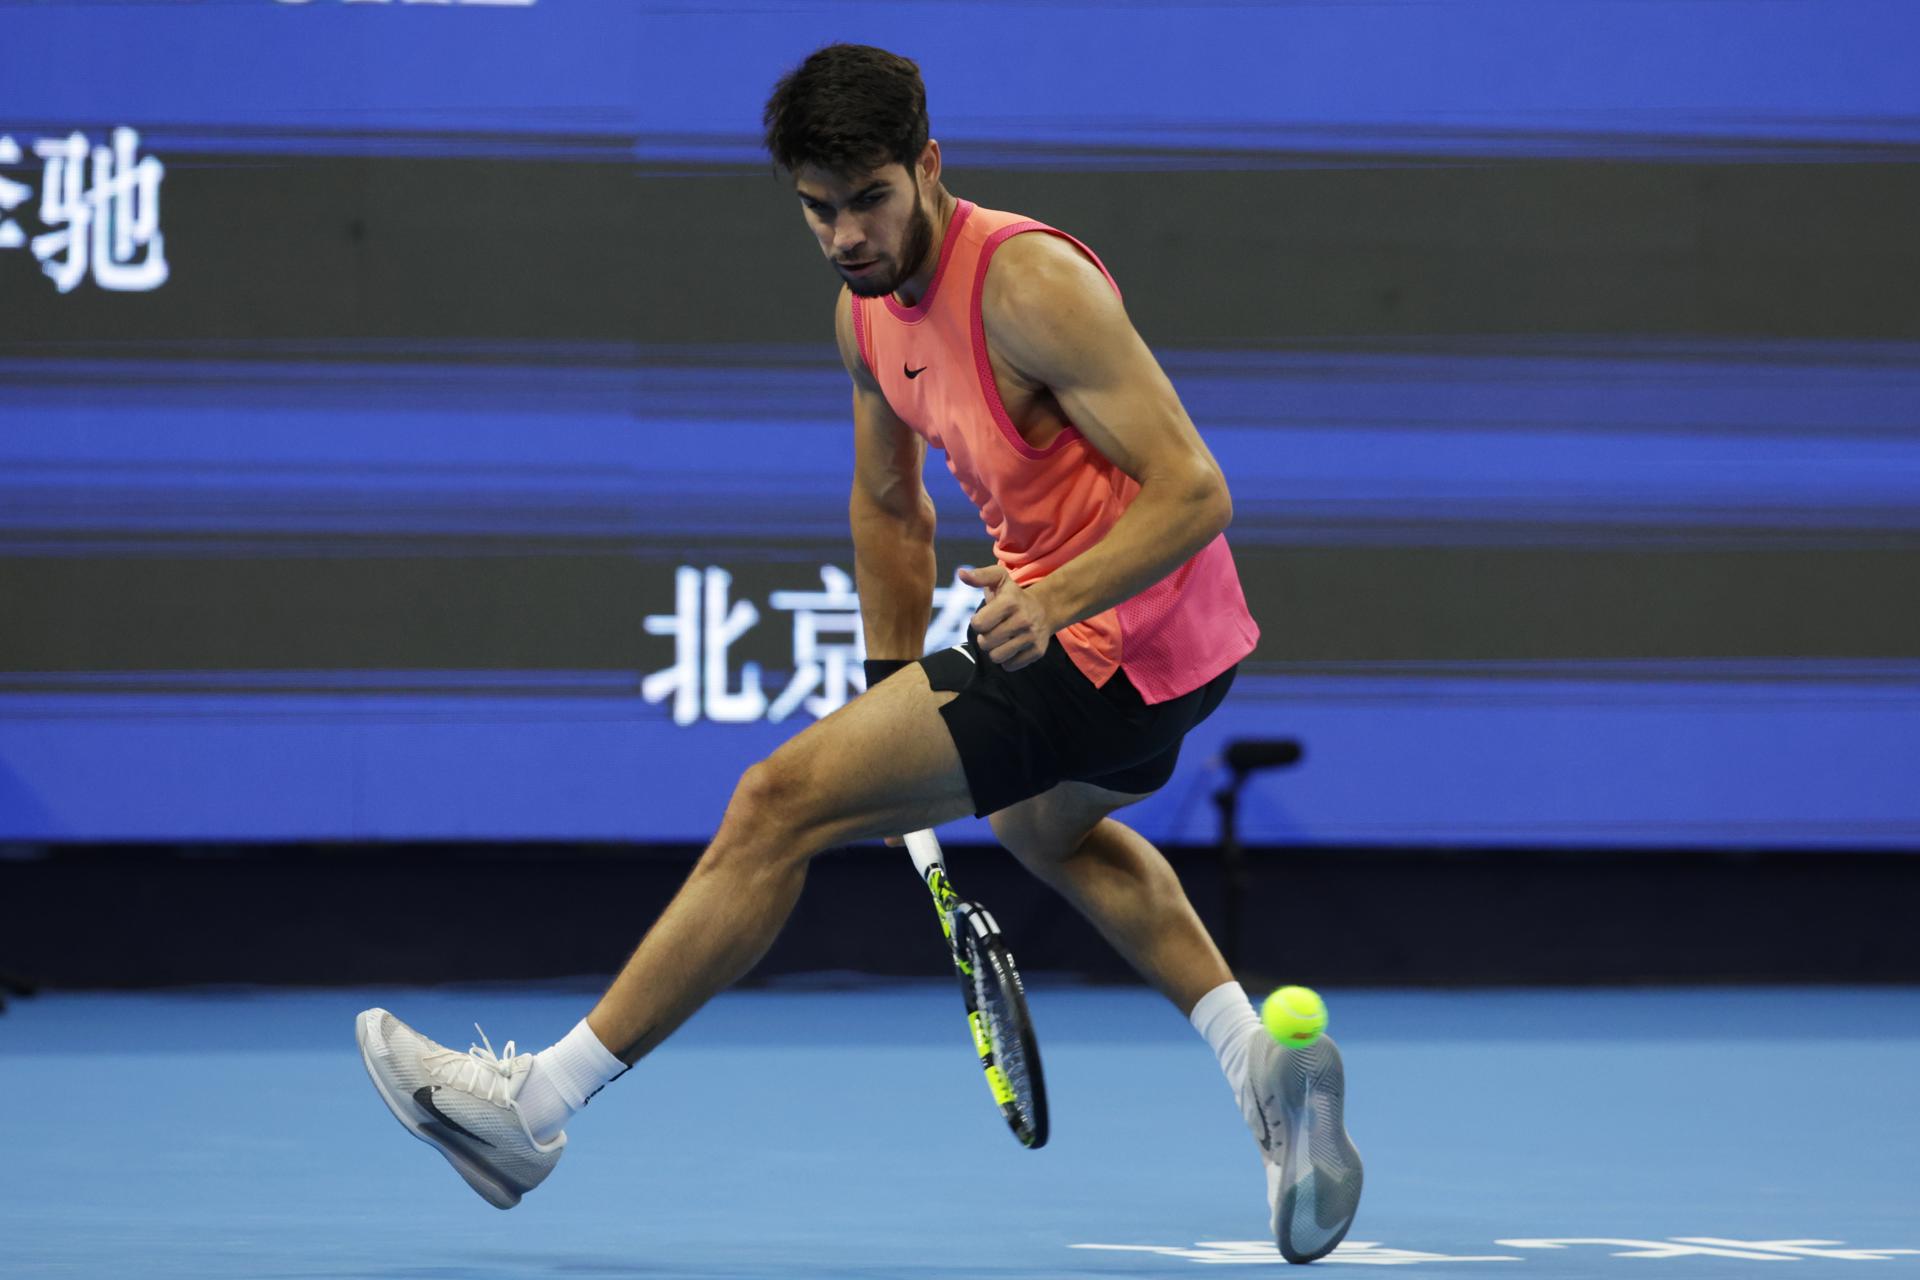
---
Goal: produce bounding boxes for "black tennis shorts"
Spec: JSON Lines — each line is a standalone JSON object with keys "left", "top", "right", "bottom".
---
{"left": 915, "top": 631, "right": 1237, "bottom": 818}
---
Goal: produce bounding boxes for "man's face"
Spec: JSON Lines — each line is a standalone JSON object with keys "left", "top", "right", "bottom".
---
{"left": 793, "top": 161, "right": 934, "bottom": 298}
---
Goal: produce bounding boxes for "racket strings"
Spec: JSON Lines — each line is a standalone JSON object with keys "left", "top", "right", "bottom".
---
{"left": 972, "top": 945, "right": 1037, "bottom": 1118}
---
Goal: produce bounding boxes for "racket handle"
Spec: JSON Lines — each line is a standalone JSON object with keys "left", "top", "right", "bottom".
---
{"left": 902, "top": 828, "right": 945, "bottom": 882}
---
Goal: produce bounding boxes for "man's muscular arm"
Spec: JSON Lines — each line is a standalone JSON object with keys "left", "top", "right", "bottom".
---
{"left": 965, "top": 234, "right": 1232, "bottom": 670}
{"left": 836, "top": 285, "right": 938, "bottom": 665}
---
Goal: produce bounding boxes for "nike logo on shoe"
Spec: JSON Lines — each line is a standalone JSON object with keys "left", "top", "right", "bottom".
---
{"left": 904, "top": 364, "right": 928, "bottom": 379}
{"left": 413, "top": 1085, "right": 495, "bottom": 1148}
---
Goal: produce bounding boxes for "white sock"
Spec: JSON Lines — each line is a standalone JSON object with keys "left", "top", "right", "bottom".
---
{"left": 517, "top": 1019, "right": 627, "bottom": 1144}
{"left": 1189, "top": 980, "right": 1263, "bottom": 1103}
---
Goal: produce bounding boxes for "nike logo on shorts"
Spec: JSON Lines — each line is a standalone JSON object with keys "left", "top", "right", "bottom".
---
{"left": 905, "top": 363, "right": 929, "bottom": 379}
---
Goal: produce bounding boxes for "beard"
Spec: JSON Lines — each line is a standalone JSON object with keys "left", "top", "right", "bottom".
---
{"left": 843, "top": 190, "right": 935, "bottom": 298}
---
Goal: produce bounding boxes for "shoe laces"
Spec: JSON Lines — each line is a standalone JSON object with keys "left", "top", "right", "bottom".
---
{"left": 427, "top": 1023, "right": 528, "bottom": 1105}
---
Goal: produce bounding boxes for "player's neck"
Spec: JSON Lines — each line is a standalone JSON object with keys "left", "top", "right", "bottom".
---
{"left": 890, "top": 188, "right": 959, "bottom": 310}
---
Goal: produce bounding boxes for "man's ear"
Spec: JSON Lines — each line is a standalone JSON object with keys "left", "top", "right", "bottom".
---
{"left": 918, "top": 139, "right": 942, "bottom": 191}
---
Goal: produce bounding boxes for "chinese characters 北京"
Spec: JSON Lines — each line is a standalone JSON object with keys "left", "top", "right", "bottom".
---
{"left": 643, "top": 565, "right": 985, "bottom": 726}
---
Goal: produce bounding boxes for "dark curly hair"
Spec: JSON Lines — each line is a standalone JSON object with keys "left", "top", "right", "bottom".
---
{"left": 762, "top": 44, "right": 930, "bottom": 177}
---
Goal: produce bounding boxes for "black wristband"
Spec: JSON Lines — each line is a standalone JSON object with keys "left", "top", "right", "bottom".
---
{"left": 863, "top": 658, "right": 914, "bottom": 688}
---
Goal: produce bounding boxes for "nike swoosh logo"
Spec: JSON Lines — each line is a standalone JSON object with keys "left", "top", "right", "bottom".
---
{"left": 1252, "top": 1093, "right": 1276, "bottom": 1151}
{"left": 951, "top": 643, "right": 975, "bottom": 664}
{"left": 904, "top": 364, "right": 928, "bottom": 379}
{"left": 413, "top": 1085, "right": 495, "bottom": 1148}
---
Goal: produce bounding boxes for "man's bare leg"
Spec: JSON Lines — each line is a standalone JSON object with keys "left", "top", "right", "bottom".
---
{"left": 989, "top": 780, "right": 1311, "bottom": 1222}
{"left": 990, "top": 781, "right": 1232, "bottom": 1016}
{"left": 352, "top": 663, "right": 981, "bottom": 1205}
{"left": 586, "top": 664, "right": 977, "bottom": 1062}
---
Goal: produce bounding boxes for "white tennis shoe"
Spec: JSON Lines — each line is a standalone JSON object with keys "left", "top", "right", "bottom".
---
{"left": 355, "top": 1008, "right": 565, "bottom": 1209}
{"left": 1241, "top": 1029, "right": 1364, "bottom": 1263}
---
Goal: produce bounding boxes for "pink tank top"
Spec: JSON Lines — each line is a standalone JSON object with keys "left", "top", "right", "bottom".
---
{"left": 851, "top": 200, "right": 1260, "bottom": 704}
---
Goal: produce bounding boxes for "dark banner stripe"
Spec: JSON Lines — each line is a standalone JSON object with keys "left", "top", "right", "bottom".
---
{"left": 3, "top": 542, "right": 1916, "bottom": 672}
{"left": 2, "top": 157, "right": 1917, "bottom": 346}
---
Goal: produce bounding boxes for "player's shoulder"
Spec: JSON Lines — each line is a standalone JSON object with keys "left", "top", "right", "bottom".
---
{"left": 984, "top": 229, "right": 1112, "bottom": 315}
{"left": 987, "top": 226, "right": 1103, "bottom": 286}
{"left": 982, "top": 227, "right": 1122, "bottom": 348}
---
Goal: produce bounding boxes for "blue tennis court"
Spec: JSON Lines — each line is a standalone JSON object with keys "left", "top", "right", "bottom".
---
{"left": 4, "top": 983, "right": 1914, "bottom": 1278}
{"left": 5, "top": 4, "right": 1918, "bottom": 1277}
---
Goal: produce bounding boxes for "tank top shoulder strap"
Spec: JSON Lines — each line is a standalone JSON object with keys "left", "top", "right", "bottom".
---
{"left": 968, "top": 215, "right": 1124, "bottom": 304}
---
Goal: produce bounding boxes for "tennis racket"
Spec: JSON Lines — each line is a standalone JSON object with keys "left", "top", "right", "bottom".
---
{"left": 902, "top": 828, "right": 1048, "bottom": 1149}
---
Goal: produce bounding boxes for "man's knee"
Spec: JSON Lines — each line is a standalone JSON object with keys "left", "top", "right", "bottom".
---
{"left": 716, "top": 751, "right": 824, "bottom": 864}
{"left": 991, "top": 801, "right": 1100, "bottom": 877}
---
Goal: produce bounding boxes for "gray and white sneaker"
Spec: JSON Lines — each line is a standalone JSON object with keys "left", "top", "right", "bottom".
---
{"left": 1241, "top": 1029, "right": 1364, "bottom": 1263}
{"left": 355, "top": 1008, "right": 565, "bottom": 1209}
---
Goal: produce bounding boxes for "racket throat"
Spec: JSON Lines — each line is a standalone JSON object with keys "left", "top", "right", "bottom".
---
{"left": 923, "top": 867, "right": 969, "bottom": 973}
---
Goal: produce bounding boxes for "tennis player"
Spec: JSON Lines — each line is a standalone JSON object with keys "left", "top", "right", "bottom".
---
{"left": 356, "top": 43, "right": 1362, "bottom": 1264}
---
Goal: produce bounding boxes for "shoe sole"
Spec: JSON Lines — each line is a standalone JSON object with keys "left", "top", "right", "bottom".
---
{"left": 354, "top": 1010, "right": 522, "bottom": 1210}
{"left": 1274, "top": 1034, "right": 1364, "bottom": 1264}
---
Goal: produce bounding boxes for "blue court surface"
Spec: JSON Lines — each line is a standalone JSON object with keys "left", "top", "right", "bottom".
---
{"left": 3, "top": 983, "right": 1915, "bottom": 1278}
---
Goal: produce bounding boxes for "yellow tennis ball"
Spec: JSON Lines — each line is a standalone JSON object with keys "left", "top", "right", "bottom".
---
{"left": 1261, "top": 985, "right": 1328, "bottom": 1047}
